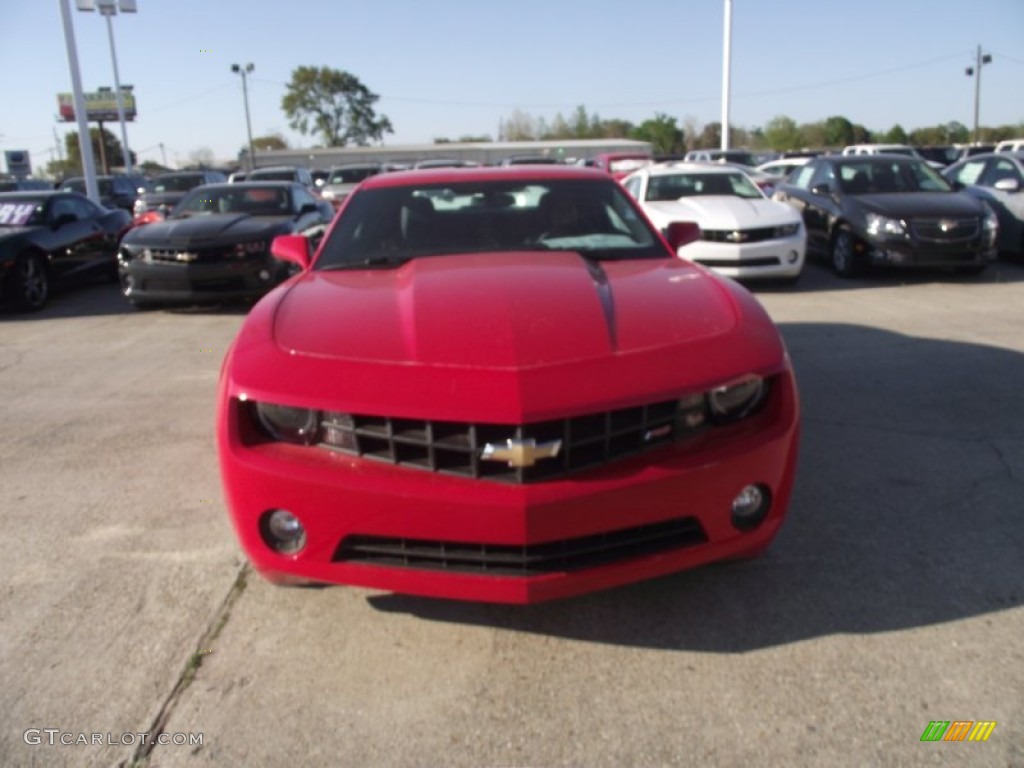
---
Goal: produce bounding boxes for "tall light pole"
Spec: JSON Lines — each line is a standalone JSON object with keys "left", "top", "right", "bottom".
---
{"left": 59, "top": 0, "right": 99, "bottom": 201}
{"left": 77, "top": 0, "right": 136, "bottom": 175}
{"left": 965, "top": 45, "right": 992, "bottom": 144}
{"left": 232, "top": 63, "right": 256, "bottom": 170}
{"left": 720, "top": 0, "right": 733, "bottom": 151}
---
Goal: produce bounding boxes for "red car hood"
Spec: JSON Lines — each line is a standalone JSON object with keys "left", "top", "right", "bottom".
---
{"left": 274, "top": 252, "right": 733, "bottom": 366}
{"left": 228, "top": 251, "right": 787, "bottom": 422}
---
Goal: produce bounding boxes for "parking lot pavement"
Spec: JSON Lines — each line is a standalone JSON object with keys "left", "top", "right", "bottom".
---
{"left": 2, "top": 263, "right": 1023, "bottom": 767}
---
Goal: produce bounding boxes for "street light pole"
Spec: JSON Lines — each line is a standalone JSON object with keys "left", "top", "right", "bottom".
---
{"left": 99, "top": 4, "right": 133, "bottom": 174}
{"left": 232, "top": 63, "right": 256, "bottom": 171}
{"left": 59, "top": 0, "right": 99, "bottom": 202}
{"left": 720, "top": 0, "right": 733, "bottom": 151}
{"left": 78, "top": 0, "right": 137, "bottom": 175}
{"left": 965, "top": 45, "right": 992, "bottom": 144}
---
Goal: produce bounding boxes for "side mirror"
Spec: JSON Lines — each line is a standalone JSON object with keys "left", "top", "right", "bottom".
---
{"left": 810, "top": 183, "right": 831, "bottom": 196}
{"left": 271, "top": 234, "right": 311, "bottom": 271}
{"left": 663, "top": 221, "right": 701, "bottom": 253}
{"left": 993, "top": 178, "right": 1020, "bottom": 192}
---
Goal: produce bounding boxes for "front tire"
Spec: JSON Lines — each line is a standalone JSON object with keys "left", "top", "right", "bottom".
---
{"left": 830, "top": 228, "right": 863, "bottom": 278}
{"left": 9, "top": 252, "right": 49, "bottom": 311}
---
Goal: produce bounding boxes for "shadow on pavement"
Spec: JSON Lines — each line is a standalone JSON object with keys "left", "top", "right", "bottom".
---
{"left": 0, "top": 279, "right": 254, "bottom": 320}
{"left": 746, "top": 257, "right": 1024, "bottom": 295}
{"left": 369, "top": 322, "right": 1024, "bottom": 651}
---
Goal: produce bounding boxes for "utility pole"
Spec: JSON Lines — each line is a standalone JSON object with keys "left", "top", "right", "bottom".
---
{"left": 965, "top": 45, "right": 992, "bottom": 144}
{"left": 720, "top": 0, "right": 733, "bottom": 151}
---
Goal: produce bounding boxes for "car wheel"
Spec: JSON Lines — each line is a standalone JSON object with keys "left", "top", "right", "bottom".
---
{"left": 830, "top": 229, "right": 862, "bottom": 278}
{"left": 9, "top": 252, "right": 49, "bottom": 311}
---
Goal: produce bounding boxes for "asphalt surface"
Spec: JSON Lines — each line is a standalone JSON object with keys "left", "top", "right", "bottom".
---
{"left": 1, "top": 259, "right": 1022, "bottom": 768}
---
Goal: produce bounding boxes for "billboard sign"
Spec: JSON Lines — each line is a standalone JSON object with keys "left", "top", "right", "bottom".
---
{"left": 57, "top": 89, "right": 137, "bottom": 122}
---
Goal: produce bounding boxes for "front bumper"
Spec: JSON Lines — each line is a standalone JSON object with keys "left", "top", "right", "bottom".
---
{"left": 119, "top": 255, "right": 287, "bottom": 304}
{"left": 217, "top": 371, "right": 801, "bottom": 604}
{"left": 679, "top": 234, "right": 805, "bottom": 279}
{"left": 860, "top": 232, "right": 998, "bottom": 268}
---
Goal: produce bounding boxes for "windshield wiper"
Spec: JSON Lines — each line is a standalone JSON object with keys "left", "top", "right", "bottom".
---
{"left": 319, "top": 255, "right": 414, "bottom": 270}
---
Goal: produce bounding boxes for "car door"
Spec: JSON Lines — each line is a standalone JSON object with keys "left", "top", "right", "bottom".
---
{"left": 44, "top": 195, "right": 100, "bottom": 278}
{"left": 775, "top": 161, "right": 831, "bottom": 254}
{"left": 979, "top": 157, "right": 1024, "bottom": 249}
{"left": 71, "top": 195, "right": 120, "bottom": 271}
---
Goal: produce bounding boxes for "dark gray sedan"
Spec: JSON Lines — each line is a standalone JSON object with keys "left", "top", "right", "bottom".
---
{"left": 773, "top": 155, "right": 998, "bottom": 277}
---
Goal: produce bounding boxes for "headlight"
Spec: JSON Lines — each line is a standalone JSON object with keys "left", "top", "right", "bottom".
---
{"left": 982, "top": 204, "right": 998, "bottom": 232}
{"left": 234, "top": 240, "right": 268, "bottom": 256}
{"left": 255, "top": 403, "right": 319, "bottom": 444}
{"left": 865, "top": 213, "right": 906, "bottom": 236}
{"left": 773, "top": 222, "right": 800, "bottom": 238}
{"left": 707, "top": 376, "right": 766, "bottom": 423}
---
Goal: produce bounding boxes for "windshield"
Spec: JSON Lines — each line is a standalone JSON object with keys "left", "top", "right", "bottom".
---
{"left": 174, "top": 186, "right": 293, "bottom": 216}
{"left": 248, "top": 170, "right": 296, "bottom": 182}
{"left": 328, "top": 167, "right": 378, "bottom": 184}
{"left": 839, "top": 161, "right": 952, "bottom": 194}
{"left": 646, "top": 172, "right": 763, "bottom": 201}
{"left": 0, "top": 198, "right": 45, "bottom": 226}
{"left": 62, "top": 178, "right": 114, "bottom": 196}
{"left": 315, "top": 178, "right": 663, "bottom": 270}
{"left": 152, "top": 174, "right": 205, "bottom": 193}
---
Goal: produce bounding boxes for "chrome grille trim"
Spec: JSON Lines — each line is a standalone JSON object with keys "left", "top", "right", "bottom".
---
{"left": 910, "top": 217, "right": 979, "bottom": 242}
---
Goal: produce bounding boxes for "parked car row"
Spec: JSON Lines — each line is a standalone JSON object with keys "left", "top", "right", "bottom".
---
{"left": 5, "top": 149, "right": 1022, "bottom": 313}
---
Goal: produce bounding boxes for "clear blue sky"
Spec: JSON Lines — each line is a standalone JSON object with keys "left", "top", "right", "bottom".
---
{"left": 1, "top": 0, "right": 1022, "bottom": 171}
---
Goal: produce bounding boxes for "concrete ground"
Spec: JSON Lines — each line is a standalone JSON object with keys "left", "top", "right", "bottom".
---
{"left": 1, "top": 259, "right": 1022, "bottom": 768}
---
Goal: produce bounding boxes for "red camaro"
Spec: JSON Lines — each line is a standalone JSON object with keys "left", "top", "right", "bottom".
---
{"left": 216, "top": 166, "right": 800, "bottom": 604}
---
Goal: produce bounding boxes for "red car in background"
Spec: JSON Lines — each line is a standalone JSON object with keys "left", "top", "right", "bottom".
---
{"left": 591, "top": 152, "right": 654, "bottom": 180}
{"left": 216, "top": 166, "right": 800, "bottom": 603}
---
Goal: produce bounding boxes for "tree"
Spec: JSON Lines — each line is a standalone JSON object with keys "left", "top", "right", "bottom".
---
{"left": 693, "top": 122, "right": 722, "bottom": 149}
{"left": 821, "top": 116, "right": 856, "bottom": 147}
{"left": 252, "top": 133, "right": 289, "bottom": 151}
{"left": 281, "top": 66, "right": 393, "bottom": 147}
{"left": 883, "top": 124, "right": 908, "bottom": 144}
{"left": 63, "top": 127, "right": 136, "bottom": 175}
{"left": 499, "top": 109, "right": 537, "bottom": 141}
{"left": 763, "top": 116, "right": 802, "bottom": 151}
{"left": 631, "top": 113, "right": 684, "bottom": 155}
{"left": 187, "top": 147, "right": 216, "bottom": 168}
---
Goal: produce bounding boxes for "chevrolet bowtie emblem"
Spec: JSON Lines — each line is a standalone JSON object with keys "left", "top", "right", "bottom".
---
{"left": 481, "top": 438, "right": 562, "bottom": 468}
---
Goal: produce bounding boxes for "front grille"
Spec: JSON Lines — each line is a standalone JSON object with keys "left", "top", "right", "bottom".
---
{"left": 334, "top": 517, "right": 708, "bottom": 575}
{"left": 315, "top": 399, "right": 700, "bottom": 483}
{"left": 145, "top": 246, "right": 238, "bottom": 263}
{"left": 696, "top": 257, "right": 780, "bottom": 268}
{"left": 910, "top": 217, "right": 979, "bottom": 242}
{"left": 702, "top": 227, "right": 778, "bottom": 244}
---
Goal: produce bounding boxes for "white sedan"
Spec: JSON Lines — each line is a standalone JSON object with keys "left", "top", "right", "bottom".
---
{"left": 621, "top": 163, "right": 806, "bottom": 281}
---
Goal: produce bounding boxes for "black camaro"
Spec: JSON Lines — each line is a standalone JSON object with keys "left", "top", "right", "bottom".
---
{"left": 117, "top": 181, "right": 333, "bottom": 308}
{"left": 0, "top": 191, "right": 132, "bottom": 311}
{"left": 773, "top": 155, "right": 999, "bottom": 277}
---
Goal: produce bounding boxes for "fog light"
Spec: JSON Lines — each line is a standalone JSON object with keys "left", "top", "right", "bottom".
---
{"left": 787, "top": 250, "right": 799, "bottom": 264}
{"left": 731, "top": 484, "right": 771, "bottom": 530}
{"left": 261, "top": 509, "right": 307, "bottom": 554}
